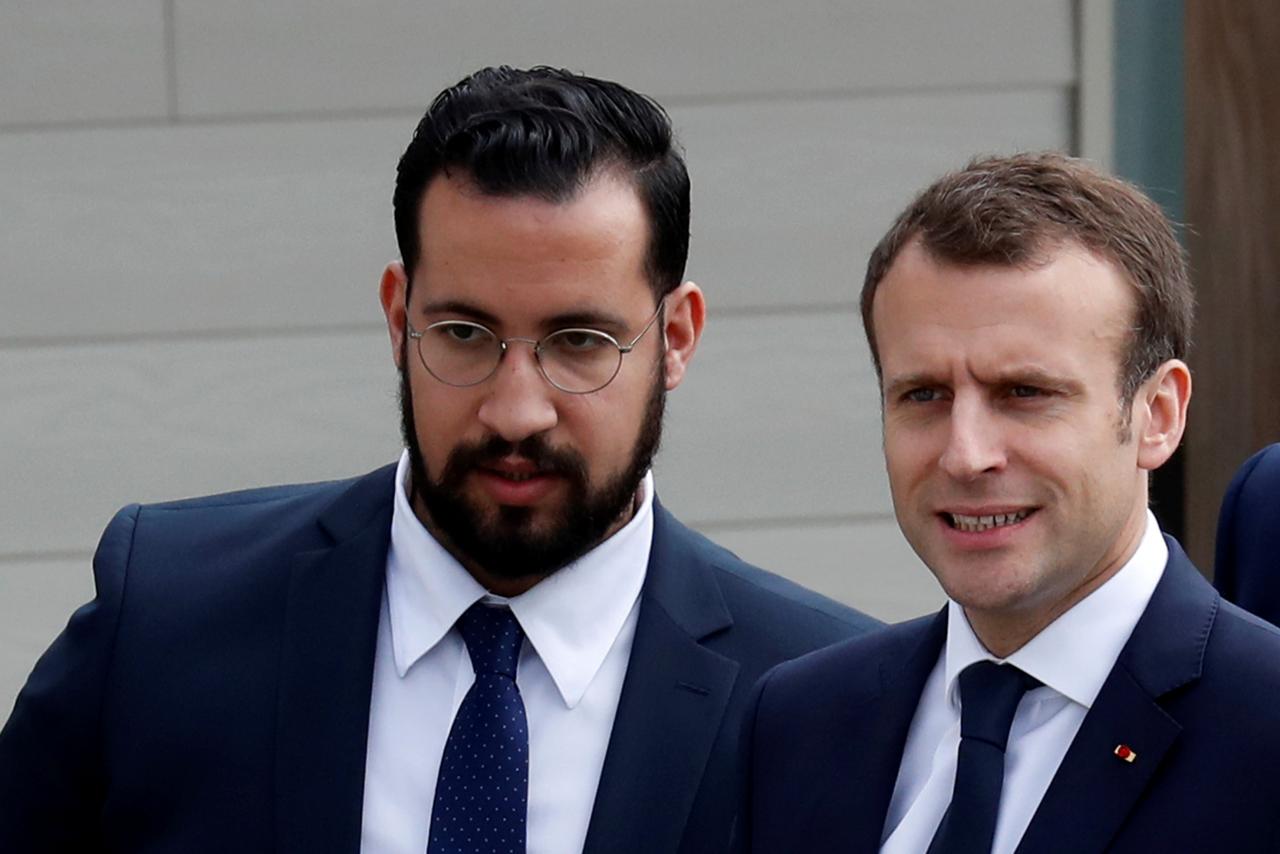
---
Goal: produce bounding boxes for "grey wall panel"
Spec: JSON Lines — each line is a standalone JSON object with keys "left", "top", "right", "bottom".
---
{"left": 0, "top": 118, "right": 403, "bottom": 344}
{"left": 707, "top": 517, "right": 944, "bottom": 623}
{"left": 0, "top": 558, "right": 94, "bottom": 715}
{"left": 1, "top": 332, "right": 403, "bottom": 556}
{"left": 1, "top": 310, "right": 882, "bottom": 556}
{"left": 172, "top": 1, "right": 1074, "bottom": 118}
{"left": 1, "top": 90, "right": 1069, "bottom": 343}
{"left": 658, "top": 311, "right": 887, "bottom": 524}
{"left": 2, "top": 0, "right": 1082, "bottom": 728}
{"left": 680, "top": 88, "right": 1072, "bottom": 310}
{"left": 0, "top": 1, "right": 168, "bottom": 127}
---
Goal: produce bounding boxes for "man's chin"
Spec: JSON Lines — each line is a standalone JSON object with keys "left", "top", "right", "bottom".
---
{"left": 480, "top": 506, "right": 561, "bottom": 542}
{"left": 425, "top": 494, "right": 590, "bottom": 579}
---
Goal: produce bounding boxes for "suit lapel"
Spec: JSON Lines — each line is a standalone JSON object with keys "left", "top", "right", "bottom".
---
{"left": 582, "top": 503, "right": 739, "bottom": 854}
{"left": 1013, "top": 668, "right": 1181, "bottom": 854}
{"left": 275, "top": 468, "right": 394, "bottom": 854}
{"left": 1016, "top": 539, "right": 1216, "bottom": 854}
{"left": 809, "top": 612, "right": 947, "bottom": 850}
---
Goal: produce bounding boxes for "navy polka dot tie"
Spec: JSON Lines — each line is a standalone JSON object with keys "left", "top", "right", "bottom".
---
{"left": 427, "top": 604, "right": 529, "bottom": 854}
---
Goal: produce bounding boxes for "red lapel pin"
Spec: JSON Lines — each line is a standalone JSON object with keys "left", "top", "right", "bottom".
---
{"left": 1114, "top": 744, "right": 1137, "bottom": 763}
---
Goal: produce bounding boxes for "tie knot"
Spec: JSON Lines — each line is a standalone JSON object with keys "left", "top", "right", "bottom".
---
{"left": 458, "top": 604, "right": 525, "bottom": 678}
{"left": 957, "top": 661, "right": 1039, "bottom": 750}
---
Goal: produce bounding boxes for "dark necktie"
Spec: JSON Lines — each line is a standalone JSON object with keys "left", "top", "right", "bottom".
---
{"left": 928, "top": 661, "right": 1039, "bottom": 854}
{"left": 427, "top": 604, "right": 529, "bottom": 854}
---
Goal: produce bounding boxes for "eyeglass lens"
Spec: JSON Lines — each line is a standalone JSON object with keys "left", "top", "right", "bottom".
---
{"left": 417, "top": 322, "right": 623, "bottom": 393}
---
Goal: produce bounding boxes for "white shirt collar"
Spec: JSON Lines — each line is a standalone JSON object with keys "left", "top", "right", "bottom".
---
{"left": 384, "top": 450, "right": 652, "bottom": 709}
{"left": 944, "top": 509, "right": 1167, "bottom": 710}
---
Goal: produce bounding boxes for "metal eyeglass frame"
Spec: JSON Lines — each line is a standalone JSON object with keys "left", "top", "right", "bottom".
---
{"left": 405, "top": 300, "right": 665, "bottom": 394}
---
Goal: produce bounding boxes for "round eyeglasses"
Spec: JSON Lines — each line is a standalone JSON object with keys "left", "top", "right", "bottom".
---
{"left": 406, "top": 302, "right": 664, "bottom": 394}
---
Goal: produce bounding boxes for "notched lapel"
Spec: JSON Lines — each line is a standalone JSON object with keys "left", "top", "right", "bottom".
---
{"left": 1015, "top": 667, "right": 1181, "bottom": 854}
{"left": 808, "top": 612, "right": 947, "bottom": 851}
{"left": 275, "top": 474, "right": 392, "bottom": 854}
{"left": 585, "top": 606, "right": 738, "bottom": 854}
{"left": 1017, "top": 543, "right": 1215, "bottom": 854}
{"left": 582, "top": 504, "right": 738, "bottom": 854}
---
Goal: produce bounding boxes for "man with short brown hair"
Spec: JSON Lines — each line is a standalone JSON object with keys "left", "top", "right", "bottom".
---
{"left": 741, "top": 153, "right": 1280, "bottom": 853}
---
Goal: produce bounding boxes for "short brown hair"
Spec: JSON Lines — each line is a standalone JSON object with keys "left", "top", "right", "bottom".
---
{"left": 861, "top": 152, "right": 1193, "bottom": 406}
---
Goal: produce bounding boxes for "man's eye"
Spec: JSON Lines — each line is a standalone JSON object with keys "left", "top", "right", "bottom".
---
{"left": 449, "top": 325, "right": 480, "bottom": 342}
{"left": 434, "top": 323, "right": 490, "bottom": 345}
{"left": 1010, "top": 385, "right": 1043, "bottom": 398}
{"left": 549, "top": 330, "right": 609, "bottom": 352}
{"left": 903, "top": 388, "right": 941, "bottom": 403}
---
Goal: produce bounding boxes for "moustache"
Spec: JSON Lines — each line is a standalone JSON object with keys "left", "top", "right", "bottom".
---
{"left": 440, "top": 434, "right": 589, "bottom": 484}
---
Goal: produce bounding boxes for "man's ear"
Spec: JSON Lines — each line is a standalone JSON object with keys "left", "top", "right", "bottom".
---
{"left": 661, "top": 281, "right": 705, "bottom": 390}
{"left": 1135, "top": 358, "right": 1192, "bottom": 471}
{"left": 380, "top": 261, "right": 409, "bottom": 370}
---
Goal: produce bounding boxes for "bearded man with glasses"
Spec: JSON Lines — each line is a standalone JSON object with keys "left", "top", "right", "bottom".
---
{"left": 0, "top": 66, "right": 875, "bottom": 854}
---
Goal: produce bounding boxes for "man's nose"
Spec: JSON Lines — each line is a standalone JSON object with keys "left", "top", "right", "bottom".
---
{"left": 476, "top": 341, "right": 559, "bottom": 443}
{"left": 938, "top": 396, "right": 1006, "bottom": 481}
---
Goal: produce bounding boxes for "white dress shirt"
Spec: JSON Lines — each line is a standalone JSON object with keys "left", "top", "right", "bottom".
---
{"left": 360, "top": 451, "right": 652, "bottom": 854}
{"left": 880, "top": 511, "right": 1168, "bottom": 854}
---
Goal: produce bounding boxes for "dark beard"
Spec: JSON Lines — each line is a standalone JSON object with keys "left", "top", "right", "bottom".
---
{"left": 397, "top": 345, "right": 665, "bottom": 585}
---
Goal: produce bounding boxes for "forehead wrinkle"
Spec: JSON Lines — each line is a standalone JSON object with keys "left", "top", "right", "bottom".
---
{"left": 889, "top": 305, "right": 1123, "bottom": 369}
{"left": 881, "top": 326, "right": 1089, "bottom": 391}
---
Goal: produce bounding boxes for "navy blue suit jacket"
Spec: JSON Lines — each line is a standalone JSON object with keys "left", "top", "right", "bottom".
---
{"left": 742, "top": 538, "right": 1280, "bottom": 853}
{"left": 0, "top": 465, "right": 877, "bottom": 853}
{"left": 1214, "top": 443, "right": 1280, "bottom": 625}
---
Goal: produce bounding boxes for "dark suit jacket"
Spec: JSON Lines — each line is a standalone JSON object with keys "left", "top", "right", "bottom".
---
{"left": 1214, "top": 442, "right": 1280, "bottom": 625}
{"left": 742, "top": 538, "right": 1280, "bottom": 853}
{"left": 0, "top": 464, "right": 877, "bottom": 853}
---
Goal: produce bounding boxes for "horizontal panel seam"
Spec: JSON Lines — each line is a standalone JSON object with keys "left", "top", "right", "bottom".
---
{"left": 691, "top": 512, "right": 897, "bottom": 532}
{"left": 0, "top": 549, "right": 93, "bottom": 565}
{"left": 0, "top": 514, "right": 900, "bottom": 563}
{"left": 0, "top": 303, "right": 861, "bottom": 351}
{"left": 0, "top": 81, "right": 1072, "bottom": 136}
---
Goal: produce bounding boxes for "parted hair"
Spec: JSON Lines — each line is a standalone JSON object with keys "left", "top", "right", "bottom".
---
{"left": 393, "top": 65, "right": 689, "bottom": 301}
{"left": 861, "top": 152, "right": 1193, "bottom": 405}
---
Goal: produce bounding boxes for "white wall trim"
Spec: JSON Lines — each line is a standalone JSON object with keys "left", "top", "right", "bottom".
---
{"left": 1078, "top": 0, "right": 1115, "bottom": 171}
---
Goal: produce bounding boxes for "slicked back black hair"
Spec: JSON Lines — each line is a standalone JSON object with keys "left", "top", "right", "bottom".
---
{"left": 393, "top": 66, "right": 690, "bottom": 301}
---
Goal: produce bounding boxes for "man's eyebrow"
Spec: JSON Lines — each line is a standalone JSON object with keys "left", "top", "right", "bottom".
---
{"left": 543, "top": 309, "right": 629, "bottom": 331}
{"left": 991, "top": 367, "right": 1083, "bottom": 393}
{"left": 882, "top": 368, "right": 1084, "bottom": 398}
{"left": 416, "top": 301, "right": 629, "bottom": 333}
{"left": 419, "top": 300, "right": 501, "bottom": 326}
